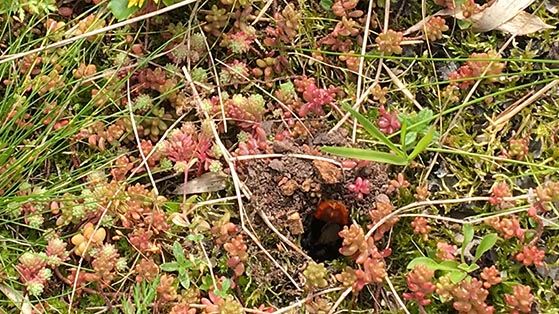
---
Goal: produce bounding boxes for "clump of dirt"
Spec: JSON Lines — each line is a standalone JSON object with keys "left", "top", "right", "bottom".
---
{"left": 238, "top": 132, "right": 389, "bottom": 258}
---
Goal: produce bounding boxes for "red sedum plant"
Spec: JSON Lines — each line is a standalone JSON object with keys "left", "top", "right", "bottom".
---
{"left": 505, "top": 284, "right": 534, "bottom": 314}
{"left": 403, "top": 265, "right": 436, "bottom": 306}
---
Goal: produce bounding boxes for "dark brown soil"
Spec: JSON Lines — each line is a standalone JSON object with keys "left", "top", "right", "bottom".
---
{"left": 239, "top": 133, "right": 389, "bottom": 252}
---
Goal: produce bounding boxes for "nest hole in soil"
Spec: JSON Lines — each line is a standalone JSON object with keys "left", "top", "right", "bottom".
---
{"left": 240, "top": 139, "right": 389, "bottom": 262}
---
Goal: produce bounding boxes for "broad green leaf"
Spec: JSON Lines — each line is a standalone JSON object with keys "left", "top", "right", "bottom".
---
{"left": 160, "top": 262, "right": 179, "bottom": 272}
{"left": 173, "top": 242, "right": 186, "bottom": 265}
{"left": 458, "top": 263, "right": 479, "bottom": 273}
{"left": 448, "top": 271, "right": 468, "bottom": 284}
{"left": 407, "top": 257, "right": 440, "bottom": 270}
{"left": 461, "top": 224, "right": 474, "bottom": 256}
{"left": 407, "top": 257, "right": 458, "bottom": 272}
{"left": 400, "top": 108, "right": 433, "bottom": 134}
{"left": 414, "top": 109, "right": 434, "bottom": 132}
{"left": 458, "top": 263, "right": 469, "bottom": 271}
{"left": 408, "top": 127, "right": 435, "bottom": 161}
{"left": 404, "top": 131, "right": 417, "bottom": 148}
{"left": 320, "top": 0, "right": 333, "bottom": 10}
{"left": 108, "top": 0, "right": 140, "bottom": 21}
{"left": 466, "top": 264, "right": 480, "bottom": 272}
{"left": 435, "top": 263, "right": 463, "bottom": 272}
{"left": 200, "top": 275, "right": 213, "bottom": 291}
{"left": 164, "top": 200, "right": 183, "bottom": 213}
{"left": 439, "top": 260, "right": 460, "bottom": 271}
{"left": 342, "top": 103, "right": 405, "bottom": 157}
{"left": 474, "top": 233, "right": 498, "bottom": 261}
{"left": 183, "top": 259, "right": 194, "bottom": 269}
{"left": 321, "top": 146, "right": 408, "bottom": 165}
{"left": 215, "top": 278, "right": 232, "bottom": 297}
{"left": 178, "top": 272, "right": 191, "bottom": 289}
{"left": 458, "top": 19, "right": 472, "bottom": 30}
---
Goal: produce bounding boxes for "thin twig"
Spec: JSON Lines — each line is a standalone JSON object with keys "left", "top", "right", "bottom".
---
{"left": 385, "top": 275, "right": 411, "bottom": 314}
{"left": 327, "top": 286, "right": 352, "bottom": 314}
{"left": 491, "top": 79, "right": 559, "bottom": 131}
{"left": 198, "top": 25, "right": 228, "bottom": 132}
{"left": 252, "top": 0, "right": 273, "bottom": 25}
{"left": 364, "top": 195, "right": 529, "bottom": 240}
{"left": 231, "top": 153, "right": 342, "bottom": 166}
{"left": 351, "top": 0, "right": 380, "bottom": 143}
{"left": 126, "top": 80, "right": 158, "bottom": 195}
{"left": 199, "top": 239, "right": 219, "bottom": 292}
{"left": 398, "top": 205, "right": 531, "bottom": 225}
{"left": 258, "top": 210, "right": 313, "bottom": 261}
{"left": 382, "top": 63, "right": 422, "bottom": 109}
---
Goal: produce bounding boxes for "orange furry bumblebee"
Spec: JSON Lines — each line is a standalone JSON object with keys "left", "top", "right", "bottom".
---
{"left": 314, "top": 200, "right": 349, "bottom": 225}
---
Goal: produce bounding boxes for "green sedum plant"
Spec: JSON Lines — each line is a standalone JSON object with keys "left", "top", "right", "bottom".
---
{"left": 160, "top": 240, "right": 204, "bottom": 289}
{"left": 407, "top": 224, "right": 499, "bottom": 284}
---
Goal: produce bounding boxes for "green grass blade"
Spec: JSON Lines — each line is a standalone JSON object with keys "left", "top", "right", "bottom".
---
{"left": 341, "top": 103, "right": 405, "bottom": 157}
{"left": 321, "top": 146, "right": 408, "bottom": 165}
{"left": 400, "top": 118, "right": 408, "bottom": 151}
{"left": 408, "top": 127, "right": 435, "bottom": 161}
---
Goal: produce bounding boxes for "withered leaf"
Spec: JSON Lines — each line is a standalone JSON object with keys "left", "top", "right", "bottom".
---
{"left": 172, "top": 172, "right": 228, "bottom": 195}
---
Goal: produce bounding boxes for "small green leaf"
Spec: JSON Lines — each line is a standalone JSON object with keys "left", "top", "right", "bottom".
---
{"left": 461, "top": 224, "right": 474, "bottom": 257}
{"left": 160, "top": 262, "right": 179, "bottom": 272}
{"left": 407, "top": 257, "right": 440, "bottom": 270}
{"left": 173, "top": 242, "right": 186, "bottom": 265}
{"left": 466, "top": 264, "right": 480, "bottom": 272}
{"left": 404, "top": 131, "right": 417, "bottom": 148}
{"left": 164, "top": 201, "right": 181, "bottom": 213}
{"left": 457, "top": 19, "right": 472, "bottom": 30}
{"left": 342, "top": 103, "right": 405, "bottom": 157}
{"left": 435, "top": 262, "right": 462, "bottom": 271}
{"left": 457, "top": 263, "right": 469, "bottom": 271}
{"left": 162, "top": 0, "right": 179, "bottom": 5}
{"left": 407, "top": 257, "right": 462, "bottom": 272}
{"left": 400, "top": 108, "right": 433, "bottom": 134}
{"left": 457, "top": 263, "right": 479, "bottom": 273}
{"left": 414, "top": 109, "right": 434, "bottom": 132}
{"left": 448, "top": 271, "right": 468, "bottom": 284}
{"left": 183, "top": 259, "right": 195, "bottom": 269}
{"left": 215, "top": 278, "right": 232, "bottom": 298}
{"left": 108, "top": 0, "right": 140, "bottom": 21}
{"left": 408, "top": 127, "right": 435, "bottom": 161}
{"left": 439, "top": 260, "right": 460, "bottom": 271}
{"left": 187, "top": 234, "right": 204, "bottom": 242}
{"left": 178, "top": 272, "right": 191, "bottom": 289}
{"left": 221, "top": 278, "right": 232, "bottom": 291}
{"left": 321, "top": 146, "right": 408, "bottom": 165}
{"left": 320, "top": 0, "right": 333, "bottom": 10}
{"left": 200, "top": 275, "right": 213, "bottom": 291}
{"left": 474, "top": 233, "right": 498, "bottom": 261}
